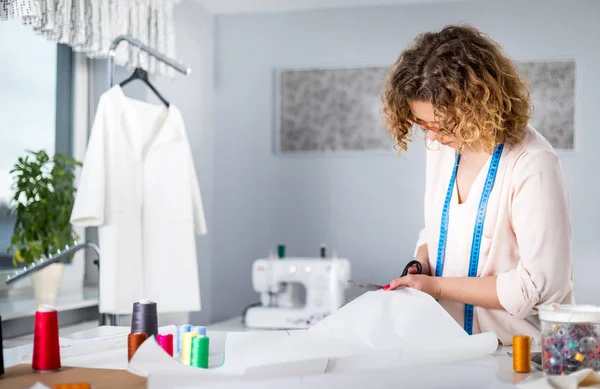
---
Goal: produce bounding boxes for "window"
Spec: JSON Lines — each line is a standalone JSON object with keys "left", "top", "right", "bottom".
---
{"left": 0, "top": 20, "right": 74, "bottom": 268}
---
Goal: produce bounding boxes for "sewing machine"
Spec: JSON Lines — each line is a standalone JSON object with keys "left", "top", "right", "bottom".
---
{"left": 245, "top": 256, "right": 351, "bottom": 329}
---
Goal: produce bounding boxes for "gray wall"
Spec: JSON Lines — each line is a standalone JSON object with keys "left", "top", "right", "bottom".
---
{"left": 85, "top": 0, "right": 600, "bottom": 325}
{"left": 211, "top": 0, "right": 600, "bottom": 322}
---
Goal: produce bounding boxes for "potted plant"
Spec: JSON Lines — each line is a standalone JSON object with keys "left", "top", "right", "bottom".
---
{"left": 7, "top": 150, "right": 81, "bottom": 301}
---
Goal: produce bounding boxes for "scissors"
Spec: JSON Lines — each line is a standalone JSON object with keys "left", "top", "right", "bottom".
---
{"left": 347, "top": 260, "right": 422, "bottom": 291}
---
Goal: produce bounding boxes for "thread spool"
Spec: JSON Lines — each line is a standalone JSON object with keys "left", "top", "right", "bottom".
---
{"left": 191, "top": 336, "right": 209, "bottom": 369}
{"left": 513, "top": 335, "right": 531, "bottom": 373}
{"left": 32, "top": 305, "right": 61, "bottom": 372}
{"left": 156, "top": 333, "right": 174, "bottom": 357}
{"left": 191, "top": 326, "right": 207, "bottom": 337}
{"left": 131, "top": 300, "right": 158, "bottom": 337}
{"left": 0, "top": 314, "right": 4, "bottom": 376}
{"left": 128, "top": 332, "right": 148, "bottom": 362}
{"left": 277, "top": 243, "right": 285, "bottom": 259}
{"left": 180, "top": 332, "right": 198, "bottom": 365}
{"left": 542, "top": 322, "right": 600, "bottom": 374}
{"left": 177, "top": 324, "right": 192, "bottom": 354}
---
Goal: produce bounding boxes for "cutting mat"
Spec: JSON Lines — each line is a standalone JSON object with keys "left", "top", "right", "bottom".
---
{"left": 0, "top": 364, "right": 146, "bottom": 389}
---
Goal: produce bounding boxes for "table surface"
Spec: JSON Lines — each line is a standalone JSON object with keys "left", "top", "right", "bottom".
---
{"left": 2, "top": 319, "right": 545, "bottom": 388}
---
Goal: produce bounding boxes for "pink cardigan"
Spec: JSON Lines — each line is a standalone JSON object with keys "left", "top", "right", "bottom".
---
{"left": 415, "top": 125, "right": 574, "bottom": 345}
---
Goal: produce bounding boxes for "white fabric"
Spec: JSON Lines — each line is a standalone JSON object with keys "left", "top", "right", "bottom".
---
{"left": 126, "top": 290, "right": 499, "bottom": 386}
{"left": 71, "top": 85, "right": 207, "bottom": 315}
{"left": 2, "top": 0, "right": 180, "bottom": 76}
{"left": 517, "top": 369, "right": 600, "bottom": 388}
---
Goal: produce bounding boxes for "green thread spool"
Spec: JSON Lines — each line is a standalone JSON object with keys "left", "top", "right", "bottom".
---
{"left": 191, "top": 336, "right": 209, "bottom": 369}
{"left": 277, "top": 244, "right": 285, "bottom": 259}
{"left": 180, "top": 332, "right": 198, "bottom": 365}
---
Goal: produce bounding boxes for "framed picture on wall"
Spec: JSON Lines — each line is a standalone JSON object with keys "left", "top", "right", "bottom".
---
{"left": 515, "top": 60, "right": 576, "bottom": 152}
{"left": 273, "top": 66, "right": 395, "bottom": 154}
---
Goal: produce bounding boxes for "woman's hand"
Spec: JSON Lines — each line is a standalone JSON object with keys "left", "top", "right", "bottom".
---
{"left": 383, "top": 275, "right": 504, "bottom": 310}
{"left": 383, "top": 274, "right": 441, "bottom": 299}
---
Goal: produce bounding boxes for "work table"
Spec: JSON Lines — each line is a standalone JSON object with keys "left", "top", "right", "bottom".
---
{"left": 2, "top": 320, "right": 544, "bottom": 389}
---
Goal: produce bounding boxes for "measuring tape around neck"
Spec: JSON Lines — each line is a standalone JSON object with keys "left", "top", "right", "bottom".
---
{"left": 434, "top": 143, "right": 504, "bottom": 335}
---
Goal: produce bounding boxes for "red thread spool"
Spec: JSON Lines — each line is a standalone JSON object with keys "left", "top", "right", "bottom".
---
{"left": 128, "top": 332, "right": 148, "bottom": 362}
{"left": 156, "top": 334, "right": 174, "bottom": 357}
{"left": 32, "top": 305, "right": 61, "bottom": 372}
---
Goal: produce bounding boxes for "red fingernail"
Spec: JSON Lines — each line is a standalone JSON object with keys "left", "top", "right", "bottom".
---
{"left": 382, "top": 284, "right": 390, "bottom": 290}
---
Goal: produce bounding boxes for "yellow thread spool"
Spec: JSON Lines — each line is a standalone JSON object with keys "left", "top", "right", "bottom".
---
{"left": 181, "top": 332, "right": 198, "bottom": 365}
{"left": 574, "top": 352, "right": 585, "bottom": 362}
{"left": 513, "top": 335, "right": 531, "bottom": 373}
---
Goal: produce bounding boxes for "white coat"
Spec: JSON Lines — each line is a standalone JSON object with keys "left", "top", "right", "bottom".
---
{"left": 71, "top": 85, "right": 207, "bottom": 315}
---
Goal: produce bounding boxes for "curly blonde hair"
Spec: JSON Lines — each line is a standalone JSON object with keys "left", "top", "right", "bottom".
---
{"left": 382, "top": 24, "right": 531, "bottom": 153}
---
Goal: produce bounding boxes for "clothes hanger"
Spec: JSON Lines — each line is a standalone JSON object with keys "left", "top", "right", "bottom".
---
{"left": 119, "top": 67, "right": 170, "bottom": 107}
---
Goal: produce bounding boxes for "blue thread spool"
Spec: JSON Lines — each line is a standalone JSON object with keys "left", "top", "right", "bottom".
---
{"left": 553, "top": 339, "right": 564, "bottom": 350}
{"left": 549, "top": 346, "right": 563, "bottom": 360}
{"left": 191, "top": 326, "right": 207, "bottom": 337}
{"left": 177, "top": 324, "right": 192, "bottom": 354}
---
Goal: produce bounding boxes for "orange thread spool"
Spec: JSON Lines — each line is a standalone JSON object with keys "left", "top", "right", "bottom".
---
{"left": 128, "top": 332, "right": 148, "bottom": 362}
{"left": 52, "top": 383, "right": 91, "bottom": 389}
{"left": 513, "top": 335, "right": 531, "bottom": 373}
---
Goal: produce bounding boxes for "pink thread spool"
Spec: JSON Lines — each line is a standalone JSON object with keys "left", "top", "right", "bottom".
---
{"left": 156, "top": 334, "right": 174, "bottom": 357}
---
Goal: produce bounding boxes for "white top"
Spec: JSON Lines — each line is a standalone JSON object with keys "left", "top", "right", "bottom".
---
{"left": 71, "top": 85, "right": 207, "bottom": 315}
{"left": 416, "top": 125, "right": 575, "bottom": 345}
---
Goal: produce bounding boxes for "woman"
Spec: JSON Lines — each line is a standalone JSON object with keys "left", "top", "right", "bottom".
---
{"left": 381, "top": 24, "right": 574, "bottom": 345}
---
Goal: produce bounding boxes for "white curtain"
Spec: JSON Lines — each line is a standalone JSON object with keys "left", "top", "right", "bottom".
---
{"left": 0, "top": 0, "right": 180, "bottom": 76}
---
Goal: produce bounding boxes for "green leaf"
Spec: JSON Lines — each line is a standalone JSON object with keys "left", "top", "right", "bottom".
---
{"left": 7, "top": 149, "right": 82, "bottom": 266}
